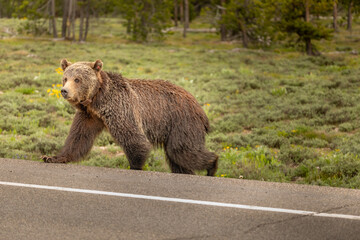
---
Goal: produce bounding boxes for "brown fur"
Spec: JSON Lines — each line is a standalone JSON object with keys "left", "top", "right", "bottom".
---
{"left": 42, "top": 59, "right": 218, "bottom": 176}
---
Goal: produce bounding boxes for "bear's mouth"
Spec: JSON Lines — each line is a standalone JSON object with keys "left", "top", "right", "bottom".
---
{"left": 79, "top": 97, "right": 87, "bottom": 104}
{"left": 79, "top": 98, "right": 92, "bottom": 107}
{"left": 63, "top": 95, "right": 81, "bottom": 103}
{"left": 64, "top": 97, "right": 77, "bottom": 104}
{"left": 63, "top": 95, "right": 90, "bottom": 106}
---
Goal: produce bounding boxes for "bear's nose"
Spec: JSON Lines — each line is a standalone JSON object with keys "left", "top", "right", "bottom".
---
{"left": 61, "top": 88, "right": 68, "bottom": 98}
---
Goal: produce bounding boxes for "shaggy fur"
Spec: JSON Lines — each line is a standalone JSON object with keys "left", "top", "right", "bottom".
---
{"left": 42, "top": 59, "right": 218, "bottom": 176}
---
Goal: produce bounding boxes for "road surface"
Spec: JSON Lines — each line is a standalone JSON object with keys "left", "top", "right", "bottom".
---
{"left": 1, "top": 158, "right": 360, "bottom": 240}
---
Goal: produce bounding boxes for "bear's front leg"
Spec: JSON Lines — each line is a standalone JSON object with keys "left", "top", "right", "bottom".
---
{"left": 42, "top": 110, "right": 104, "bottom": 164}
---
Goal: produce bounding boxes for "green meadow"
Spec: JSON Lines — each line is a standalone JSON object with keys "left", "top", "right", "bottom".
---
{"left": 2, "top": 18, "right": 360, "bottom": 188}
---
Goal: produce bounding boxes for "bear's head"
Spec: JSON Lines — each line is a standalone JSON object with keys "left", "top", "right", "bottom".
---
{"left": 60, "top": 59, "right": 103, "bottom": 106}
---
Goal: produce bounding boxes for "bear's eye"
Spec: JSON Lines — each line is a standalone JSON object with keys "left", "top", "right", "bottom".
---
{"left": 74, "top": 78, "right": 80, "bottom": 83}
{"left": 63, "top": 78, "right": 67, "bottom": 83}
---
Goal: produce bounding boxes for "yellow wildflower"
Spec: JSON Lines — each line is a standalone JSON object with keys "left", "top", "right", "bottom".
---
{"left": 55, "top": 67, "right": 64, "bottom": 75}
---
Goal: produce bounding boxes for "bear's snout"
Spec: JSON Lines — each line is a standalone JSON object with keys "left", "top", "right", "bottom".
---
{"left": 61, "top": 88, "right": 68, "bottom": 98}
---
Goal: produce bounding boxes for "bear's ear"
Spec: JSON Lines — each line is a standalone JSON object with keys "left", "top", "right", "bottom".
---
{"left": 93, "top": 59, "right": 103, "bottom": 72}
{"left": 60, "top": 59, "right": 72, "bottom": 71}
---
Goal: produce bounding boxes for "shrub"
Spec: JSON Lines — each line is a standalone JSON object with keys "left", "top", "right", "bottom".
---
{"left": 292, "top": 152, "right": 360, "bottom": 188}
{"left": 217, "top": 145, "right": 286, "bottom": 181}
{"left": 278, "top": 144, "right": 318, "bottom": 164}
{"left": 339, "top": 122, "right": 355, "bottom": 132}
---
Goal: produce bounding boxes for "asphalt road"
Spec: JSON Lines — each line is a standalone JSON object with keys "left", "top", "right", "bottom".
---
{"left": 1, "top": 158, "right": 360, "bottom": 240}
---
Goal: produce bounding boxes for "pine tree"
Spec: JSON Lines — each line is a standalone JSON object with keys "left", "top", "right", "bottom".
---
{"left": 279, "top": 0, "right": 332, "bottom": 55}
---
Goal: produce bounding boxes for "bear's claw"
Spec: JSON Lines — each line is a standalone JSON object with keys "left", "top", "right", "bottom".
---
{"left": 42, "top": 155, "right": 69, "bottom": 163}
{"left": 42, "top": 155, "right": 54, "bottom": 163}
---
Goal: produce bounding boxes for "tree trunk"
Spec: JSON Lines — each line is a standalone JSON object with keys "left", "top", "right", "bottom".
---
{"left": 305, "top": 0, "right": 310, "bottom": 22}
{"left": 304, "top": 0, "right": 313, "bottom": 55}
{"left": 126, "top": 19, "right": 131, "bottom": 34}
{"left": 66, "top": 0, "right": 72, "bottom": 38}
{"left": 220, "top": 0, "right": 226, "bottom": 41}
{"left": 71, "top": 0, "right": 76, "bottom": 40}
{"left": 67, "top": 0, "right": 76, "bottom": 40}
{"left": 51, "top": 0, "right": 58, "bottom": 38}
{"left": 139, "top": 1, "right": 150, "bottom": 41}
{"left": 174, "top": 0, "right": 178, "bottom": 27}
{"left": 305, "top": 38, "right": 312, "bottom": 55}
{"left": 62, "top": 0, "right": 68, "bottom": 38}
{"left": 48, "top": 1, "right": 51, "bottom": 34}
{"left": 333, "top": 0, "right": 338, "bottom": 32}
{"left": 239, "top": 19, "right": 248, "bottom": 48}
{"left": 84, "top": 0, "right": 90, "bottom": 40}
{"left": 180, "top": 0, "right": 184, "bottom": 25}
{"left": 183, "top": 0, "right": 189, "bottom": 38}
{"left": 9, "top": 0, "right": 15, "bottom": 18}
{"left": 79, "top": 1, "right": 84, "bottom": 41}
{"left": 140, "top": 12, "right": 147, "bottom": 41}
{"left": 185, "top": 0, "right": 189, "bottom": 29}
{"left": 347, "top": 0, "right": 353, "bottom": 32}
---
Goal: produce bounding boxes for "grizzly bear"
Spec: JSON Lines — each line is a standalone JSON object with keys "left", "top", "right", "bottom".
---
{"left": 42, "top": 59, "right": 218, "bottom": 176}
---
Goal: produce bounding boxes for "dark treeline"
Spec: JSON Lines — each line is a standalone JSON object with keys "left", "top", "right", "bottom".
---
{"left": 0, "top": 0, "right": 359, "bottom": 55}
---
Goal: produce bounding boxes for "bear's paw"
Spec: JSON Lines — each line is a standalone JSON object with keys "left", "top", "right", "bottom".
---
{"left": 42, "top": 155, "right": 68, "bottom": 163}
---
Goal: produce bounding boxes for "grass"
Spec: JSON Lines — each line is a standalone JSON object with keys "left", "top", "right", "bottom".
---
{"left": 2, "top": 17, "right": 360, "bottom": 188}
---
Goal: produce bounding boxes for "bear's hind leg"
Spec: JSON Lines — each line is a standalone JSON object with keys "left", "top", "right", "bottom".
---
{"left": 206, "top": 153, "right": 218, "bottom": 176}
{"left": 165, "top": 146, "right": 218, "bottom": 176}
{"left": 165, "top": 152, "right": 195, "bottom": 174}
